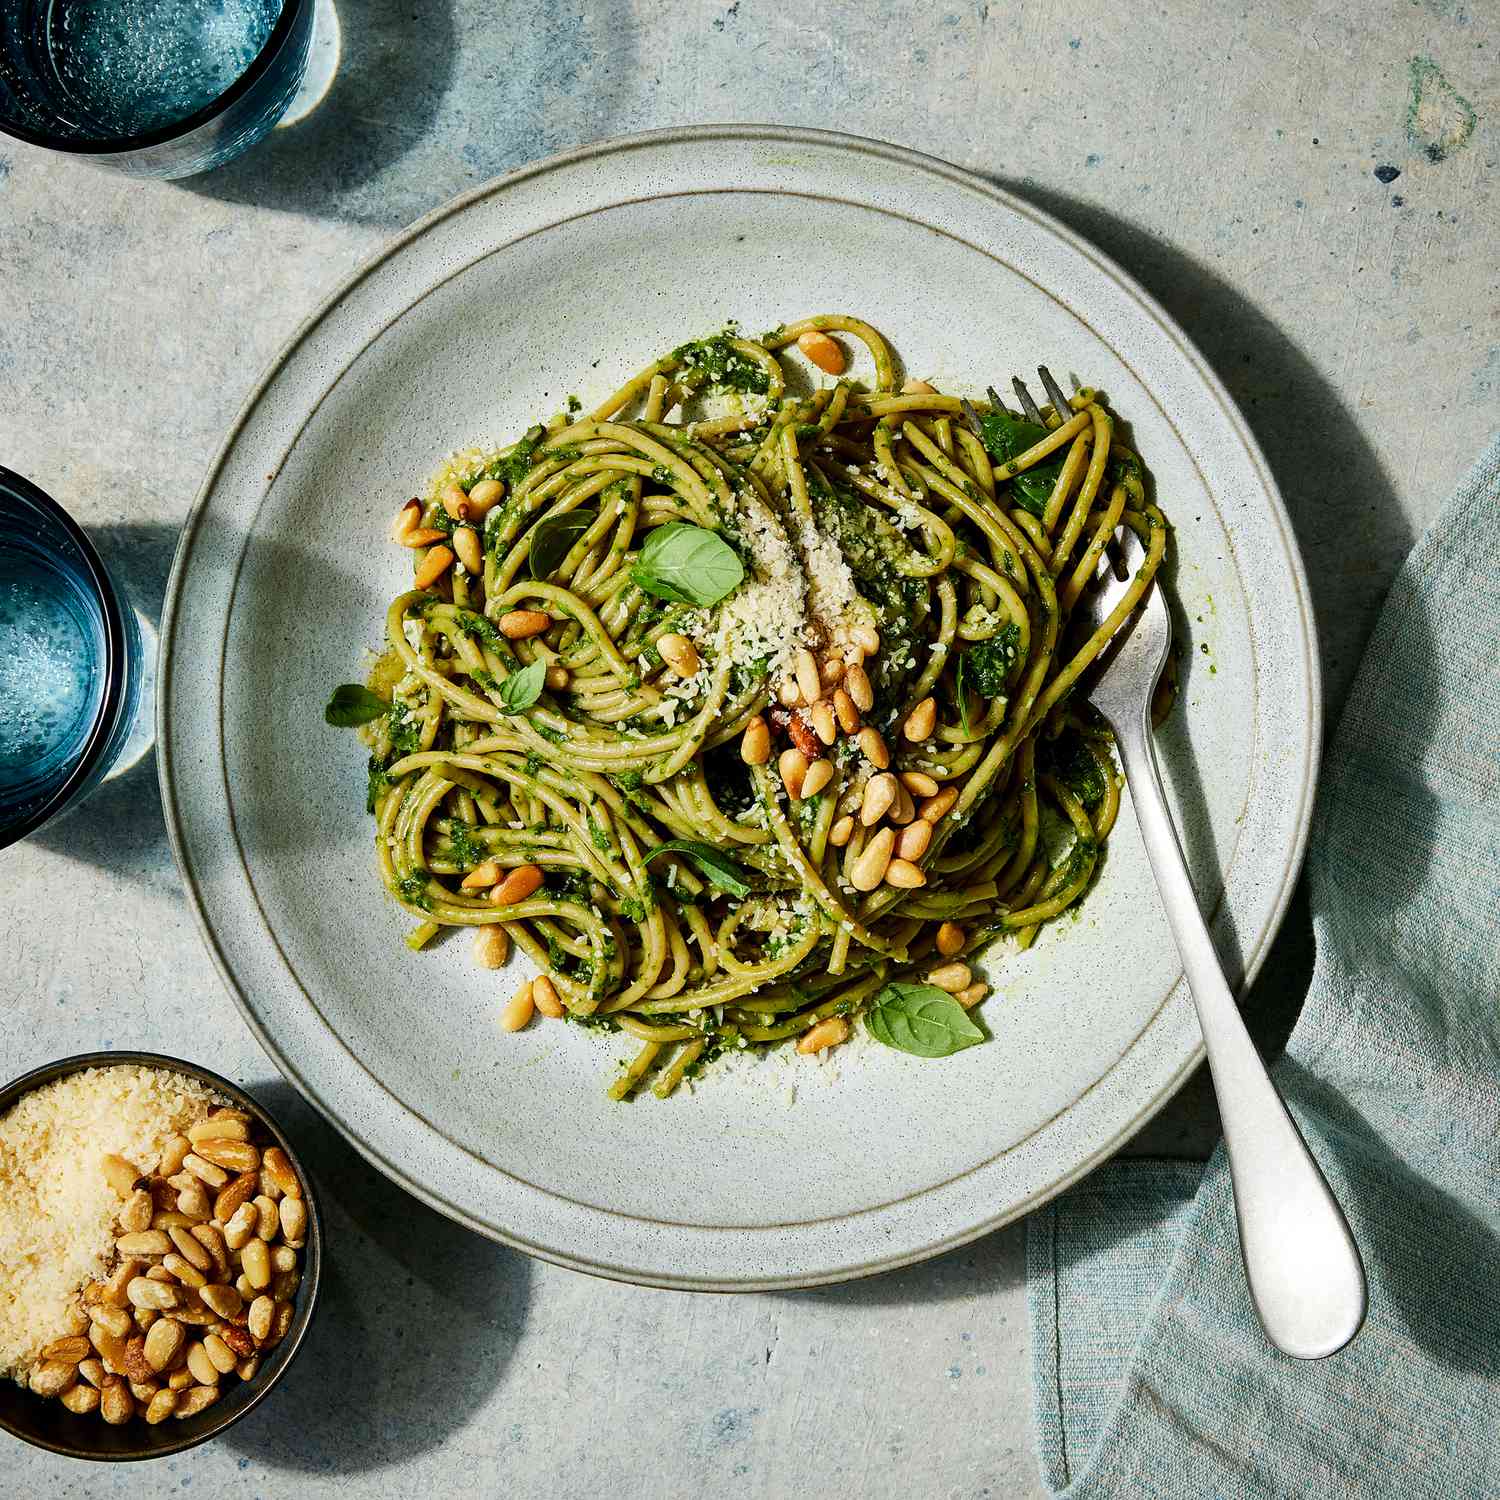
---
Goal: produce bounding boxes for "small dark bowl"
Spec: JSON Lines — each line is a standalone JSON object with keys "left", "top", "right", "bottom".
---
{"left": 0, "top": 1052, "right": 322, "bottom": 1461}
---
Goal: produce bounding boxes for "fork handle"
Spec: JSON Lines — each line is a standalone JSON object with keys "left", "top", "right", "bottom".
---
{"left": 1114, "top": 711, "right": 1367, "bottom": 1359}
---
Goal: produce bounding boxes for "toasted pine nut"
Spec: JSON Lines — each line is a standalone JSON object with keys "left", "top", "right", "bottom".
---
{"left": 143, "top": 1316, "right": 186, "bottom": 1372}
{"left": 203, "top": 1335, "right": 237, "bottom": 1375}
{"left": 234, "top": 1274, "right": 255, "bottom": 1301}
{"left": 61, "top": 1383, "right": 99, "bottom": 1414}
{"left": 77, "top": 1358, "right": 106, "bottom": 1390}
{"left": 127, "top": 1378, "right": 160, "bottom": 1403}
{"left": 414, "top": 545, "right": 455, "bottom": 590}
{"left": 253, "top": 1195, "right": 278, "bottom": 1242}
{"left": 899, "top": 770, "right": 940, "bottom": 798}
{"left": 956, "top": 982, "right": 989, "bottom": 1009}
{"left": 182, "top": 1153, "right": 228, "bottom": 1189}
{"left": 101, "top": 1155, "right": 139, "bottom": 1197}
{"left": 904, "top": 696, "right": 937, "bottom": 741}
{"left": 491, "top": 863, "right": 545, "bottom": 905}
{"left": 850, "top": 827, "right": 896, "bottom": 891}
{"left": 134, "top": 1308, "right": 159, "bottom": 1332}
{"left": 777, "top": 677, "right": 802, "bottom": 708}
{"left": 797, "top": 329, "right": 846, "bottom": 375}
{"left": 117, "top": 1230, "right": 170, "bottom": 1258}
{"left": 901, "top": 378, "right": 938, "bottom": 395}
{"left": 200, "top": 1285, "right": 243, "bottom": 1324}
{"left": 861, "top": 772, "right": 897, "bottom": 826}
{"left": 896, "top": 820, "right": 933, "bottom": 860}
{"left": 194, "top": 1139, "right": 259, "bottom": 1173}
{"left": 97, "top": 1260, "right": 139, "bottom": 1312}
{"left": 158, "top": 1136, "right": 191, "bottom": 1178}
{"left": 461, "top": 860, "right": 501, "bottom": 889}
{"left": 186, "top": 1342, "right": 219, "bottom": 1386}
{"left": 657, "top": 632, "right": 701, "bottom": 677}
{"left": 223, "top": 1201, "right": 258, "bottom": 1251}
{"left": 829, "top": 814, "right": 855, "bottom": 847}
{"left": 145, "top": 1389, "right": 178, "bottom": 1424}
{"left": 399, "top": 526, "right": 449, "bottom": 549}
{"left": 500, "top": 983, "right": 535, "bottom": 1032}
{"left": 884, "top": 858, "right": 927, "bottom": 889}
{"left": 499, "top": 608, "right": 551, "bottom": 639}
{"left": 440, "top": 481, "right": 470, "bottom": 521}
{"left": 779, "top": 746, "right": 809, "bottom": 800}
{"left": 169, "top": 1226, "right": 212, "bottom": 1271}
{"left": 127, "top": 1278, "right": 182, "bottom": 1312}
{"left": 794, "top": 647, "right": 822, "bottom": 705}
{"left": 29, "top": 1359, "right": 78, "bottom": 1398}
{"left": 935, "top": 921, "right": 966, "bottom": 957}
{"left": 740, "top": 715, "right": 771, "bottom": 765}
{"left": 62, "top": 1304, "right": 90, "bottom": 1336}
{"left": 473, "top": 925, "right": 510, "bottom": 969}
{"left": 532, "top": 975, "right": 565, "bottom": 1018}
{"left": 261, "top": 1148, "right": 301, "bottom": 1201}
{"left": 852, "top": 624, "right": 881, "bottom": 656}
{"left": 89, "top": 1320, "right": 129, "bottom": 1371}
{"left": 236, "top": 1356, "right": 261, "bottom": 1382}
{"left": 809, "top": 700, "right": 837, "bottom": 745}
{"left": 240, "top": 1239, "right": 271, "bottom": 1291}
{"left": 280, "top": 1188, "right": 310, "bottom": 1244}
{"left": 844, "top": 662, "right": 874, "bottom": 713}
{"left": 545, "top": 664, "right": 570, "bottom": 691}
{"left": 889, "top": 780, "right": 916, "bottom": 825}
{"left": 162, "top": 1254, "right": 206, "bottom": 1289}
{"left": 800, "top": 758, "right": 834, "bottom": 798}
{"left": 176, "top": 1183, "right": 210, "bottom": 1220}
{"left": 188, "top": 1117, "right": 250, "bottom": 1146}
{"left": 465, "top": 477, "right": 505, "bottom": 518}
{"left": 174, "top": 1386, "right": 219, "bottom": 1419}
{"left": 145, "top": 1264, "right": 175, "bottom": 1283}
{"left": 920, "top": 785, "right": 959, "bottom": 822}
{"left": 247, "top": 1296, "right": 274, "bottom": 1344}
{"left": 820, "top": 656, "right": 844, "bottom": 685}
{"left": 785, "top": 711, "right": 820, "bottom": 758}
{"left": 119, "top": 1187, "right": 153, "bottom": 1234}
{"left": 452, "top": 525, "right": 483, "bottom": 574}
{"left": 928, "top": 961, "right": 972, "bottom": 994}
{"left": 832, "top": 687, "right": 860, "bottom": 734}
{"left": 857, "top": 726, "right": 890, "bottom": 769}
{"left": 797, "top": 1015, "right": 851, "bottom": 1054}
{"left": 213, "top": 1172, "right": 259, "bottom": 1226}
{"left": 100, "top": 1378, "right": 133, "bottom": 1425}
{"left": 41, "top": 1334, "right": 91, "bottom": 1365}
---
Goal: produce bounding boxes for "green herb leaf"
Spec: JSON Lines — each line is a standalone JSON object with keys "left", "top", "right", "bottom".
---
{"left": 529, "top": 508, "right": 598, "bottom": 580}
{"left": 976, "top": 394, "right": 1064, "bottom": 516}
{"left": 496, "top": 659, "right": 547, "bottom": 714}
{"left": 632, "top": 523, "right": 745, "bottom": 606}
{"left": 644, "top": 839, "right": 752, "bottom": 898}
{"left": 866, "top": 982, "right": 984, "bottom": 1058}
{"left": 954, "top": 653, "right": 972, "bottom": 737}
{"left": 325, "top": 684, "right": 388, "bottom": 727}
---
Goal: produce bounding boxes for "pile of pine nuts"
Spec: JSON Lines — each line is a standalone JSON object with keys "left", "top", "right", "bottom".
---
{"left": 25, "top": 1107, "right": 309, "bottom": 1426}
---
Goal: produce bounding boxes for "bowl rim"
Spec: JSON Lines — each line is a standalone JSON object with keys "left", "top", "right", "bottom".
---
{"left": 0, "top": 0, "right": 307, "bottom": 158}
{"left": 0, "top": 466, "right": 130, "bottom": 851}
{"left": 0, "top": 1050, "right": 322, "bottom": 1462}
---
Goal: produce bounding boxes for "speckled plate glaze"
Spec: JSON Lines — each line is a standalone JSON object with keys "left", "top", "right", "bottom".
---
{"left": 160, "top": 127, "right": 1319, "bottom": 1289}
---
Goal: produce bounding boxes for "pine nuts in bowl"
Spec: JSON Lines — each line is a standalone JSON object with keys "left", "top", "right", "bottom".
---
{"left": 0, "top": 1053, "right": 321, "bottom": 1462}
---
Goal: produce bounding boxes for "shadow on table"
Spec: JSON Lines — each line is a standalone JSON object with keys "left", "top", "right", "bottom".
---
{"left": 185, "top": 0, "right": 635, "bottom": 228}
{"left": 228, "top": 1079, "right": 532, "bottom": 1473}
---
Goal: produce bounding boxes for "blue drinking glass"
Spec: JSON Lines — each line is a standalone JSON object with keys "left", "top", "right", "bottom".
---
{"left": 0, "top": 0, "right": 313, "bottom": 178}
{"left": 0, "top": 468, "right": 154, "bottom": 849}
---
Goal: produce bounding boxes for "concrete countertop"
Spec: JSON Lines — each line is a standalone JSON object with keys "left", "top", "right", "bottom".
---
{"left": 2, "top": 2, "right": 1493, "bottom": 1494}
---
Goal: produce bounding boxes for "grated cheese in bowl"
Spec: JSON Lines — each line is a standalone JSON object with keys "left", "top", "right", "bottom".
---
{"left": 0, "top": 1065, "right": 219, "bottom": 1382}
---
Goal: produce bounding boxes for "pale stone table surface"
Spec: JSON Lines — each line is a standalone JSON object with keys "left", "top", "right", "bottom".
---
{"left": 1, "top": 2, "right": 1493, "bottom": 1495}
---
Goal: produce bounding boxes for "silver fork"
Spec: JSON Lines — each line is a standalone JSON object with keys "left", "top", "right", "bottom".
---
{"left": 973, "top": 377, "right": 1367, "bottom": 1359}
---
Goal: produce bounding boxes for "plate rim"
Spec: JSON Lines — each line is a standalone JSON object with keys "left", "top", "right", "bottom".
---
{"left": 159, "top": 123, "right": 1322, "bottom": 1289}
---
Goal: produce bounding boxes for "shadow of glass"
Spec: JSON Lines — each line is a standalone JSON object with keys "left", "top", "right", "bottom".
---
{"left": 186, "top": 0, "right": 635, "bottom": 228}
{"left": 227, "top": 1078, "right": 531, "bottom": 1472}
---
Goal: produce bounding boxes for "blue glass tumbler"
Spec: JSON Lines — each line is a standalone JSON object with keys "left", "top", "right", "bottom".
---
{"left": 0, "top": 468, "right": 153, "bottom": 849}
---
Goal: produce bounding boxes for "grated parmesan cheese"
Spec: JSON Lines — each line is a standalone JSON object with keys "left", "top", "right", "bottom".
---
{"left": 0, "top": 1066, "right": 221, "bottom": 1382}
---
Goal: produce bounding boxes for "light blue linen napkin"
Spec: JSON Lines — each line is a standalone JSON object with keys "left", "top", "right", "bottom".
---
{"left": 1028, "top": 436, "right": 1500, "bottom": 1499}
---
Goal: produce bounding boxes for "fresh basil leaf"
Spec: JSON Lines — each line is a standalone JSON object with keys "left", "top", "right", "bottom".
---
{"left": 866, "top": 982, "right": 984, "bottom": 1058}
{"left": 325, "top": 684, "right": 388, "bottom": 727}
{"left": 529, "top": 508, "right": 598, "bottom": 580}
{"left": 632, "top": 522, "right": 744, "bottom": 607}
{"left": 976, "top": 393, "right": 1064, "bottom": 517}
{"left": 954, "top": 653, "right": 971, "bottom": 737}
{"left": 496, "top": 658, "right": 547, "bottom": 713}
{"left": 644, "top": 839, "right": 752, "bottom": 898}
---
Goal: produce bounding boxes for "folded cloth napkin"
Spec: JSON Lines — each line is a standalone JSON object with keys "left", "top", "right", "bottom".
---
{"left": 1027, "top": 435, "right": 1500, "bottom": 1499}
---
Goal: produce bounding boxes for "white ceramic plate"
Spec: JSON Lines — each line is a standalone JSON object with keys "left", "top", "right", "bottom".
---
{"left": 160, "top": 127, "right": 1319, "bottom": 1289}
